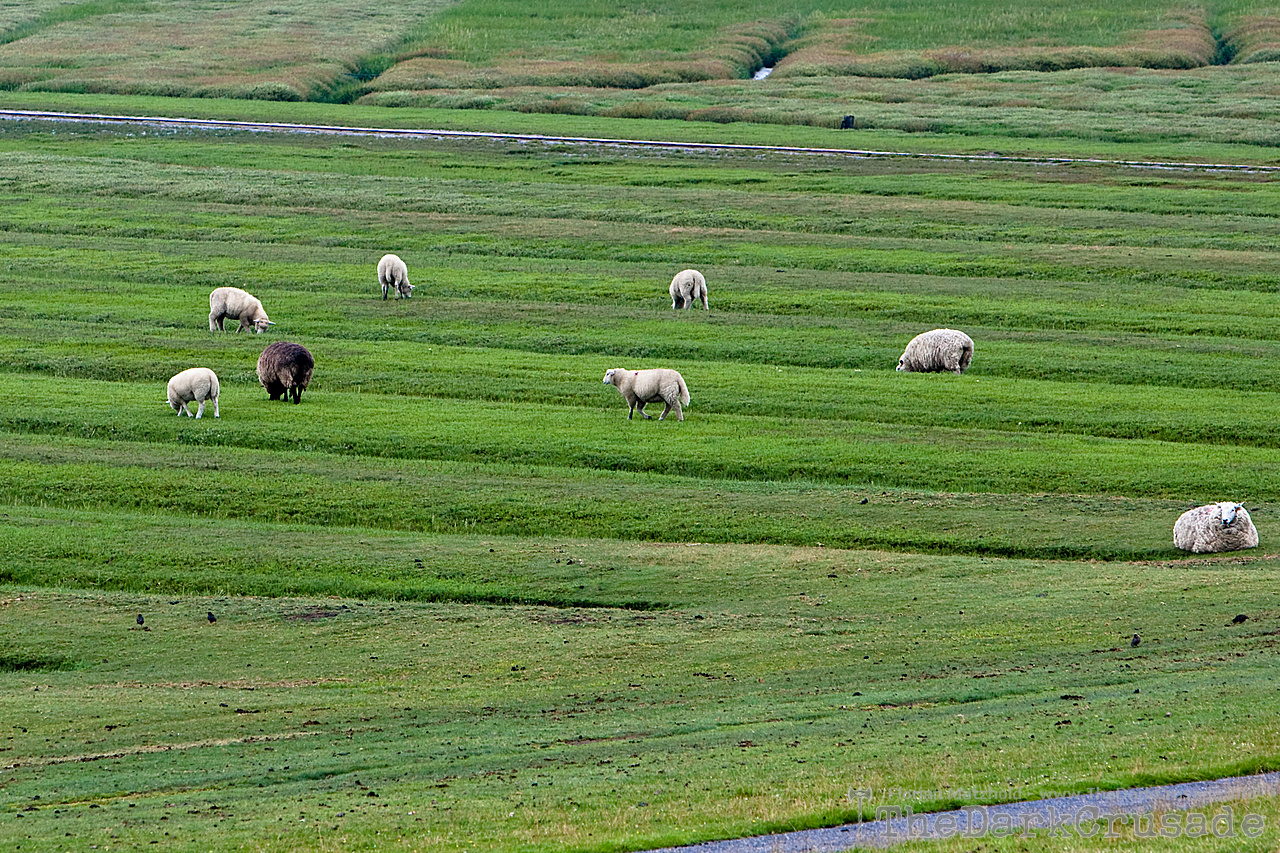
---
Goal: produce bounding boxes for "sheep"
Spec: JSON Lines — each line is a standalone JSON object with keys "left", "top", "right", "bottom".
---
{"left": 256, "top": 341, "right": 314, "bottom": 404}
{"left": 378, "top": 253, "right": 413, "bottom": 300}
{"left": 209, "top": 286, "right": 273, "bottom": 333}
{"left": 166, "top": 367, "right": 220, "bottom": 419}
{"left": 1173, "top": 502, "right": 1258, "bottom": 553}
{"left": 670, "top": 269, "right": 708, "bottom": 310}
{"left": 602, "top": 368, "right": 690, "bottom": 421}
{"left": 896, "top": 328, "right": 974, "bottom": 374}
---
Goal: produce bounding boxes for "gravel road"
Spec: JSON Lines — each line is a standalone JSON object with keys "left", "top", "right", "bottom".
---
{"left": 648, "top": 772, "right": 1280, "bottom": 852}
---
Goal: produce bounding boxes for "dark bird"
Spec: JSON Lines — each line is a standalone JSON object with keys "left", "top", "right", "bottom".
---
{"left": 1131, "top": 633, "right": 1141, "bottom": 647}
{"left": 136, "top": 614, "right": 144, "bottom": 626}
{"left": 207, "top": 611, "right": 217, "bottom": 624}
{"left": 1232, "top": 613, "right": 1248, "bottom": 624}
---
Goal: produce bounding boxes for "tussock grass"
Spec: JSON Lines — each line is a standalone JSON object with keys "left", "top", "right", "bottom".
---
{"left": 776, "top": 6, "right": 1219, "bottom": 80}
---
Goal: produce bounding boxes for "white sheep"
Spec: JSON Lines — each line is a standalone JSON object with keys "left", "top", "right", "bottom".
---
{"left": 378, "top": 253, "right": 413, "bottom": 300}
{"left": 1174, "top": 502, "right": 1258, "bottom": 553}
{"left": 603, "top": 368, "right": 690, "bottom": 421}
{"left": 209, "top": 287, "right": 273, "bottom": 333}
{"left": 896, "top": 328, "right": 974, "bottom": 374}
{"left": 670, "top": 269, "right": 708, "bottom": 310}
{"left": 166, "top": 367, "right": 220, "bottom": 418}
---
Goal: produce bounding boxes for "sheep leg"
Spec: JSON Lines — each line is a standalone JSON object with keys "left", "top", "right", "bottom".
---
{"left": 636, "top": 401, "right": 651, "bottom": 419}
{"left": 180, "top": 402, "right": 193, "bottom": 417}
{"left": 290, "top": 387, "right": 301, "bottom": 404}
{"left": 195, "top": 400, "right": 206, "bottom": 419}
{"left": 213, "top": 397, "right": 220, "bottom": 418}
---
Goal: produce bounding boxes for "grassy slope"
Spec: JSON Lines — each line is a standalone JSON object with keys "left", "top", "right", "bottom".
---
{"left": 2, "top": 85, "right": 1280, "bottom": 853}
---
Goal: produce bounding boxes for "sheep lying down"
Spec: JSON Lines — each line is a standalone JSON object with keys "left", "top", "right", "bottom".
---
{"left": 603, "top": 368, "right": 690, "bottom": 421}
{"left": 1173, "top": 502, "right": 1258, "bottom": 553}
{"left": 167, "top": 367, "right": 220, "bottom": 418}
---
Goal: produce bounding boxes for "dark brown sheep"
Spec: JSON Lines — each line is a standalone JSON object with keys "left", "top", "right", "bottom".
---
{"left": 256, "top": 341, "right": 313, "bottom": 404}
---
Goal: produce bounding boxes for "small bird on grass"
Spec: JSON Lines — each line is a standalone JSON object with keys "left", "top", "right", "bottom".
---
{"left": 207, "top": 611, "right": 217, "bottom": 624}
{"left": 1131, "top": 633, "right": 1141, "bottom": 647}
{"left": 136, "top": 614, "right": 144, "bottom": 626}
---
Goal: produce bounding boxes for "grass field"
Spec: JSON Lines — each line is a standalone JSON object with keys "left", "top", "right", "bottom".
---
{"left": 4, "top": 1, "right": 1280, "bottom": 848}
{"left": 1, "top": 94, "right": 1279, "bottom": 851}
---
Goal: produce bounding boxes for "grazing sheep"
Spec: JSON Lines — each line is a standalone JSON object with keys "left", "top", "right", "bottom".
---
{"left": 603, "top": 368, "right": 690, "bottom": 421}
{"left": 256, "top": 341, "right": 314, "bottom": 404}
{"left": 896, "top": 328, "right": 974, "bottom": 374}
{"left": 670, "top": 269, "right": 708, "bottom": 310}
{"left": 1173, "top": 502, "right": 1258, "bottom": 553}
{"left": 378, "top": 253, "right": 413, "bottom": 300}
{"left": 209, "top": 286, "right": 273, "bottom": 334}
{"left": 166, "top": 367, "right": 220, "bottom": 419}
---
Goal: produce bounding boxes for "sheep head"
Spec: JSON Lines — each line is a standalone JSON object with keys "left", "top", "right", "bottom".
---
{"left": 1218, "top": 502, "right": 1244, "bottom": 526}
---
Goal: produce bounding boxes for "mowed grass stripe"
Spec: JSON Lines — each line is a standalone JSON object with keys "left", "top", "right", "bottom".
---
{"left": 10, "top": 245, "right": 1280, "bottom": 337}
{"left": 0, "top": 424, "right": 1273, "bottom": 562}
{"left": 8, "top": 134, "right": 1280, "bottom": 231}
{"left": 2, "top": 342, "right": 1280, "bottom": 445}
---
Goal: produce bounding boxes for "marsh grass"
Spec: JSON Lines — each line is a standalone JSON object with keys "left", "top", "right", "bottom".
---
{"left": 0, "top": 0, "right": 455, "bottom": 100}
{"left": 382, "top": 0, "right": 1219, "bottom": 90}
{"left": 4, "top": 0, "right": 1280, "bottom": 141}
{"left": 360, "top": 62, "right": 1280, "bottom": 146}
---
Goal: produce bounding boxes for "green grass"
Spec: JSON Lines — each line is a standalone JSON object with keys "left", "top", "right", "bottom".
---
{"left": 6, "top": 4, "right": 1280, "bottom": 850}
{"left": 4, "top": 86, "right": 1280, "bottom": 850}
{"left": 4, "top": 552, "right": 1280, "bottom": 851}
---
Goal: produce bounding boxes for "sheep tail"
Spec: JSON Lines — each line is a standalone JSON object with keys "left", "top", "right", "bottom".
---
{"left": 678, "top": 374, "right": 690, "bottom": 406}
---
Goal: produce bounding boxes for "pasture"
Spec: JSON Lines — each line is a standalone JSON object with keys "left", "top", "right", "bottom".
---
{"left": 1, "top": 99, "right": 1279, "bottom": 851}
{"left": 3, "top": 1, "right": 1280, "bottom": 848}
